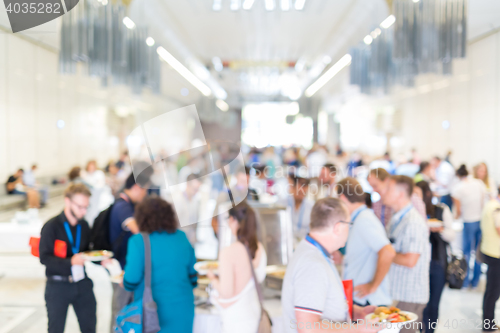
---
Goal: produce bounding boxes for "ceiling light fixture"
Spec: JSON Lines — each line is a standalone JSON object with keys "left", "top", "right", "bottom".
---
{"left": 295, "top": 0, "right": 306, "bottom": 10}
{"left": 230, "top": 0, "right": 240, "bottom": 10}
{"left": 304, "top": 54, "right": 351, "bottom": 97}
{"left": 242, "top": 0, "right": 255, "bottom": 10}
{"left": 122, "top": 17, "right": 135, "bottom": 29}
{"left": 412, "top": 0, "right": 420, "bottom": 2}
{"left": 281, "top": 0, "right": 290, "bottom": 11}
{"left": 146, "top": 37, "right": 155, "bottom": 46}
{"left": 213, "top": 0, "right": 222, "bottom": 11}
{"left": 212, "top": 57, "right": 223, "bottom": 72}
{"left": 157, "top": 47, "right": 212, "bottom": 96}
{"left": 363, "top": 35, "right": 373, "bottom": 45}
{"left": 265, "top": 0, "right": 275, "bottom": 11}
{"left": 295, "top": 58, "right": 306, "bottom": 72}
{"left": 380, "top": 15, "right": 396, "bottom": 29}
{"left": 216, "top": 99, "right": 229, "bottom": 112}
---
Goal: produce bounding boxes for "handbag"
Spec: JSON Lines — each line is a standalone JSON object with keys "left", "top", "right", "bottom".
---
{"left": 114, "top": 233, "right": 161, "bottom": 333}
{"left": 244, "top": 245, "right": 272, "bottom": 333}
{"left": 446, "top": 252, "right": 468, "bottom": 289}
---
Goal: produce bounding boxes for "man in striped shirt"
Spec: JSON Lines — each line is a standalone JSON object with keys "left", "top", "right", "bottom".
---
{"left": 384, "top": 175, "right": 430, "bottom": 333}
{"left": 368, "top": 168, "right": 426, "bottom": 226}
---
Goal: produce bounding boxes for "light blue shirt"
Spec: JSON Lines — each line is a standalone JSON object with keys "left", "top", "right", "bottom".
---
{"left": 343, "top": 205, "right": 392, "bottom": 306}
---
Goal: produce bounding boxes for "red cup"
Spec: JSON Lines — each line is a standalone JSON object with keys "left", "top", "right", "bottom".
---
{"left": 342, "top": 279, "right": 353, "bottom": 320}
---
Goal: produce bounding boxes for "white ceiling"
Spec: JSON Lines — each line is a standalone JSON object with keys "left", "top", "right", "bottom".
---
{"left": 2, "top": 0, "right": 500, "bottom": 105}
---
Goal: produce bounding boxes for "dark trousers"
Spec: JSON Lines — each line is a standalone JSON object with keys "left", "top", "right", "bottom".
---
{"left": 45, "top": 278, "right": 97, "bottom": 333}
{"left": 423, "top": 260, "right": 447, "bottom": 333}
{"left": 483, "top": 253, "right": 500, "bottom": 331}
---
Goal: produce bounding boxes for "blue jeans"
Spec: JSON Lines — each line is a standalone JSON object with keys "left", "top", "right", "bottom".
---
{"left": 462, "top": 221, "right": 482, "bottom": 288}
{"left": 423, "top": 261, "right": 447, "bottom": 333}
{"left": 440, "top": 194, "right": 453, "bottom": 210}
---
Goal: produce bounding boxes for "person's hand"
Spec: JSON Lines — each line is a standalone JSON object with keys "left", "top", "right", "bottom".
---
{"left": 357, "top": 319, "right": 386, "bottom": 333}
{"left": 101, "top": 258, "right": 113, "bottom": 267}
{"left": 354, "top": 283, "right": 377, "bottom": 299}
{"left": 71, "top": 254, "right": 85, "bottom": 266}
{"left": 430, "top": 227, "right": 444, "bottom": 233}
{"left": 353, "top": 304, "right": 376, "bottom": 321}
{"left": 206, "top": 269, "right": 216, "bottom": 281}
{"left": 125, "top": 219, "right": 140, "bottom": 234}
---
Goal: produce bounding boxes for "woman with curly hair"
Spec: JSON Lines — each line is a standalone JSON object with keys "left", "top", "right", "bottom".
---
{"left": 123, "top": 196, "right": 198, "bottom": 333}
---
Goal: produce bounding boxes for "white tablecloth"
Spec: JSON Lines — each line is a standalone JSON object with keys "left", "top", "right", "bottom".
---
{"left": 0, "top": 222, "right": 42, "bottom": 253}
{"left": 194, "top": 313, "right": 284, "bottom": 333}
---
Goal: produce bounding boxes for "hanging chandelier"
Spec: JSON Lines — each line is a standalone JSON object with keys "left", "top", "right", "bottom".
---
{"left": 58, "top": 0, "right": 160, "bottom": 94}
{"left": 350, "top": 0, "right": 467, "bottom": 95}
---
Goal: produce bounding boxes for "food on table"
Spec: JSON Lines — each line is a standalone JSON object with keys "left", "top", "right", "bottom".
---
{"left": 370, "top": 306, "right": 411, "bottom": 323}
{"left": 268, "top": 270, "right": 286, "bottom": 279}
{"left": 200, "top": 262, "right": 218, "bottom": 271}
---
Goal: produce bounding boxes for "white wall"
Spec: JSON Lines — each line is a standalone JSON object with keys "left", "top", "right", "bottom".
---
{"left": 0, "top": 32, "right": 187, "bottom": 181}
{"left": 336, "top": 30, "right": 500, "bottom": 184}
{"left": 392, "top": 31, "right": 500, "bottom": 183}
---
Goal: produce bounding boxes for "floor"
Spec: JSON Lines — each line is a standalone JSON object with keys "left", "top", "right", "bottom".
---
{"left": 0, "top": 201, "right": 499, "bottom": 332}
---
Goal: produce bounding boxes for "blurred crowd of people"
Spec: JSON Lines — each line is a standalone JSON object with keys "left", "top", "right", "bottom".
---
{"left": 19, "top": 143, "right": 500, "bottom": 333}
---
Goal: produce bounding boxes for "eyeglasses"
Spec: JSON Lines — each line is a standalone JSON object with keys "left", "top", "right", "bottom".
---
{"left": 71, "top": 200, "right": 89, "bottom": 211}
{"left": 337, "top": 220, "right": 353, "bottom": 226}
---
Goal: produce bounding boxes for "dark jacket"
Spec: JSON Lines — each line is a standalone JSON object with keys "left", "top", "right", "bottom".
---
{"left": 39, "top": 211, "right": 91, "bottom": 277}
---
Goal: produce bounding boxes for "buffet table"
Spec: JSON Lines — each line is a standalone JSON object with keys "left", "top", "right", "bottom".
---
{"left": 0, "top": 221, "right": 42, "bottom": 253}
{"left": 194, "top": 298, "right": 284, "bottom": 333}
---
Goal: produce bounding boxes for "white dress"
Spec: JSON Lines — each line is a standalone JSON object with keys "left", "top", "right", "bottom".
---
{"left": 213, "top": 249, "right": 268, "bottom": 333}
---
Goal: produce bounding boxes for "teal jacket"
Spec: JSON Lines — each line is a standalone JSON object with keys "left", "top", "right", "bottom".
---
{"left": 123, "top": 230, "right": 198, "bottom": 333}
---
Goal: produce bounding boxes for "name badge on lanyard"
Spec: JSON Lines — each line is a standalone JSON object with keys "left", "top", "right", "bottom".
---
{"left": 64, "top": 222, "right": 81, "bottom": 255}
{"left": 306, "top": 235, "right": 349, "bottom": 320}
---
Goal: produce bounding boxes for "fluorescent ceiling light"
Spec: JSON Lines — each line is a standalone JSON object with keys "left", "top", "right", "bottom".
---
{"left": 363, "top": 35, "right": 373, "bottom": 45}
{"left": 295, "top": 58, "right": 306, "bottom": 72}
{"left": 242, "top": 0, "right": 255, "bottom": 10}
{"left": 230, "top": 0, "right": 240, "bottom": 10}
{"left": 413, "top": 0, "right": 420, "bottom": 2}
{"left": 157, "top": 47, "right": 212, "bottom": 96}
{"left": 212, "top": 57, "right": 223, "bottom": 72}
{"left": 304, "top": 54, "right": 351, "bottom": 97}
{"left": 215, "top": 88, "right": 228, "bottom": 100}
{"left": 281, "top": 0, "right": 290, "bottom": 11}
{"left": 295, "top": 0, "right": 306, "bottom": 10}
{"left": 213, "top": 0, "right": 222, "bottom": 11}
{"left": 122, "top": 17, "right": 135, "bottom": 29}
{"left": 265, "top": 0, "right": 275, "bottom": 11}
{"left": 216, "top": 99, "right": 229, "bottom": 112}
{"left": 146, "top": 37, "right": 155, "bottom": 46}
{"left": 380, "top": 15, "right": 396, "bottom": 29}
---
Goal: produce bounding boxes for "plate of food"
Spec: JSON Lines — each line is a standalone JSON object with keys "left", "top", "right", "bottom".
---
{"left": 81, "top": 250, "right": 114, "bottom": 261}
{"left": 427, "top": 218, "right": 444, "bottom": 228}
{"left": 110, "top": 271, "right": 124, "bottom": 284}
{"left": 365, "top": 306, "right": 418, "bottom": 324}
{"left": 194, "top": 261, "right": 219, "bottom": 275}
